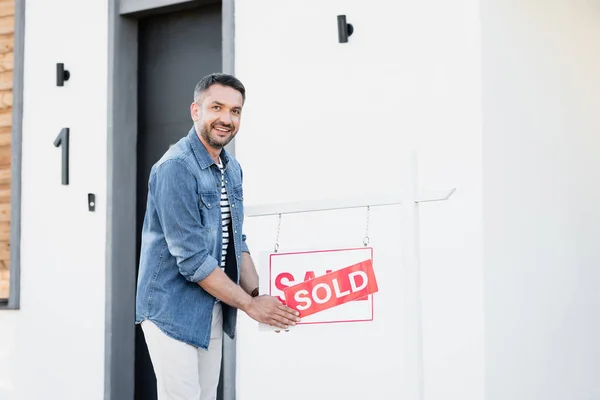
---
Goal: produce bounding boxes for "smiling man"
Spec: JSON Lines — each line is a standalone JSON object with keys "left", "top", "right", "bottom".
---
{"left": 135, "top": 73, "right": 300, "bottom": 400}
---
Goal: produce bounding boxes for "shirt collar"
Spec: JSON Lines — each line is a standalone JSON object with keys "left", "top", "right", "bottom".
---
{"left": 187, "top": 126, "right": 230, "bottom": 170}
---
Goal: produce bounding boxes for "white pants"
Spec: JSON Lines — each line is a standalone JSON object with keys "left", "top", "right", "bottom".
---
{"left": 141, "top": 303, "right": 223, "bottom": 400}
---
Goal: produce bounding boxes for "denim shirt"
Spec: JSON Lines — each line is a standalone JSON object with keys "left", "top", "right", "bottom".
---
{"left": 135, "top": 127, "right": 249, "bottom": 350}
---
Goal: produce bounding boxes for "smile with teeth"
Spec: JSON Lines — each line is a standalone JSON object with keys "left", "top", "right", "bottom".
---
{"left": 214, "top": 126, "right": 231, "bottom": 133}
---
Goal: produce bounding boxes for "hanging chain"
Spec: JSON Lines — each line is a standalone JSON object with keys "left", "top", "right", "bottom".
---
{"left": 363, "top": 206, "right": 370, "bottom": 247}
{"left": 274, "top": 213, "right": 282, "bottom": 253}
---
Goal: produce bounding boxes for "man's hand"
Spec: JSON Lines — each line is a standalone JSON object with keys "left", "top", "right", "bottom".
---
{"left": 244, "top": 295, "right": 301, "bottom": 330}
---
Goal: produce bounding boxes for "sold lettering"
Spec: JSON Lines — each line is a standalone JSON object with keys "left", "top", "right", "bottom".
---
{"left": 274, "top": 270, "right": 368, "bottom": 303}
{"left": 281, "top": 259, "right": 378, "bottom": 318}
{"left": 294, "top": 271, "right": 368, "bottom": 311}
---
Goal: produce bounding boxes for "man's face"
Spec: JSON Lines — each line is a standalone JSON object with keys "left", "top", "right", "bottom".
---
{"left": 191, "top": 84, "right": 243, "bottom": 150}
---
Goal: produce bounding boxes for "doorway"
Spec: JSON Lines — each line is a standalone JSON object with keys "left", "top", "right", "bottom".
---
{"left": 135, "top": 3, "right": 222, "bottom": 400}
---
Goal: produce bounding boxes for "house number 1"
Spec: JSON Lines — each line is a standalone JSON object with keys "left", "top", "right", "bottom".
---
{"left": 53, "top": 127, "right": 69, "bottom": 185}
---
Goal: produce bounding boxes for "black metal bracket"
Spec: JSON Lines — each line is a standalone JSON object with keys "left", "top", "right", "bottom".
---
{"left": 337, "top": 15, "right": 354, "bottom": 43}
{"left": 88, "top": 193, "right": 96, "bottom": 212}
{"left": 57, "top": 63, "right": 70, "bottom": 86}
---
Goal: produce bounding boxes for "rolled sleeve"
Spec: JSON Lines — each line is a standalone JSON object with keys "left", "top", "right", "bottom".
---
{"left": 151, "top": 159, "right": 219, "bottom": 283}
{"left": 190, "top": 254, "right": 220, "bottom": 282}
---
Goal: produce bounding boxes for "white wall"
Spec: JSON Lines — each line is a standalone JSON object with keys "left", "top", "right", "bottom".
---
{"left": 3, "top": 1, "right": 596, "bottom": 399}
{"left": 234, "top": 1, "right": 484, "bottom": 399}
{"left": 0, "top": 0, "right": 108, "bottom": 398}
{"left": 482, "top": 1, "right": 600, "bottom": 399}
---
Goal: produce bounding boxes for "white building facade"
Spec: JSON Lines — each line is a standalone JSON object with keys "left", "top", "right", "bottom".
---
{"left": 0, "top": 0, "right": 599, "bottom": 399}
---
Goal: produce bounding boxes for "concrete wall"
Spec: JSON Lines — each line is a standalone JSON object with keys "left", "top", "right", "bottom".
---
{"left": 482, "top": 1, "right": 600, "bottom": 399}
{"left": 0, "top": 0, "right": 108, "bottom": 398}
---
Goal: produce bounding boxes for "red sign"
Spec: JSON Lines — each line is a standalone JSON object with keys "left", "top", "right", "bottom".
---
{"left": 275, "top": 270, "right": 369, "bottom": 304}
{"left": 282, "top": 259, "right": 378, "bottom": 318}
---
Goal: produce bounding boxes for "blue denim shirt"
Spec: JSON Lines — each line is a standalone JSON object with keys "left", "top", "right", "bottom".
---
{"left": 135, "top": 127, "right": 249, "bottom": 350}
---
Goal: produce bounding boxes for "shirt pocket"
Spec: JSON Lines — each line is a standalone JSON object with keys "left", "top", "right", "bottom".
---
{"left": 199, "top": 191, "right": 220, "bottom": 233}
{"left": 230, "top": 184, "right": 244, "bottom": 220}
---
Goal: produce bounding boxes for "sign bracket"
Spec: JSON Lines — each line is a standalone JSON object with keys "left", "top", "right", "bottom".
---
{"left": 245, "top": 188, "right": 456, "bottom": 218}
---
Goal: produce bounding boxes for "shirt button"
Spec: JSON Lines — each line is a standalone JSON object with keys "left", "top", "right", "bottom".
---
{"left": 231, "top": 204, "right": 235, "bottom": 208}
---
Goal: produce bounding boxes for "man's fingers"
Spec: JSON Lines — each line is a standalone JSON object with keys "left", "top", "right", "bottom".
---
{"left": 276, "top": 305, "right": 301, "bottom": 322}
{"left": 272, "top": 321, "right": 288, "bottom": 330}
{"left": 273, "top": 309, "right": 299, "bottom": 325}
{"left": 273, "top": 316, "right": 291, "bottom": 328}
{"left": 270, "top": 315, "right": 292, "bottom": 329}
{"left": 277, "top": 303, "right": 300, "bottom": 316}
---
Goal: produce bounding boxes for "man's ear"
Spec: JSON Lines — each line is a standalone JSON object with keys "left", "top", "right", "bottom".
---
{"left": 190, "top": 102, "right": 200, "bottom": 122}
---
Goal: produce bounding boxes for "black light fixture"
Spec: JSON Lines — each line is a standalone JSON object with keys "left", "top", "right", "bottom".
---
{"left": 88, "top": 193, "right": 96, "bottom": 212}
{"left": 337, "top": 15, "right": 354, "bottom": 43}
{"left": 56, "top": 63, "right": 70, "bottom": 86}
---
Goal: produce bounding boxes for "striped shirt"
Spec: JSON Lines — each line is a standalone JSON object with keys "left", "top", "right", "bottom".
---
{"left": 216, "top": 159, "right": 230, "bottom": 270}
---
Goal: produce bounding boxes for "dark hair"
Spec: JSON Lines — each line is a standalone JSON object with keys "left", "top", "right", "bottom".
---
{"left": 193, "top": 73, "right": 246, "bottom": 104}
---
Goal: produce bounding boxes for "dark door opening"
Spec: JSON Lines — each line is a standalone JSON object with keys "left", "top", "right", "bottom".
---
{"left": 135, "top": 3, "right": 222, "bottom": 399}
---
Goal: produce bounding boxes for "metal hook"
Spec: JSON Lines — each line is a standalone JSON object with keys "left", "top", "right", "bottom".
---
{"left": 274, "top": 213, "right": 282, "bottom": 253}
{"left": 363, "top": 206, "right": 370, "bottom": 247}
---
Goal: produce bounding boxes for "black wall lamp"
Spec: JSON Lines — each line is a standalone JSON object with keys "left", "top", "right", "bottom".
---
{"left": 337, "top": 15, "right": 354, "bottom": 43}
{"left": 57, "top": 63, "right": 70, "bottom": 86}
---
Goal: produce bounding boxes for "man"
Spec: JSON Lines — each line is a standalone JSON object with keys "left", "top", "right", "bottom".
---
{"left": 135, "top": 73, "right": 300, "bottom": 400}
